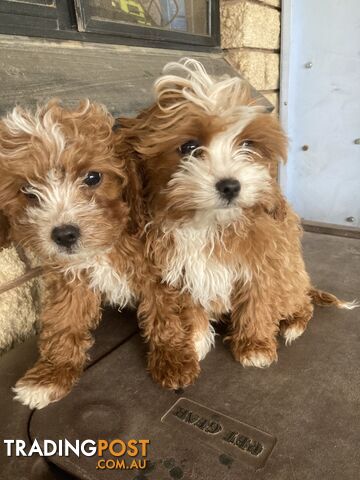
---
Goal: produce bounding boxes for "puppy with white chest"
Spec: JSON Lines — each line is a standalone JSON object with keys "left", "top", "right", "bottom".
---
{"left": 121, "top": 59, "right": 356, "bottom": 389}
{"left": 0, "top": 100, "right": 179, "bottom": 408}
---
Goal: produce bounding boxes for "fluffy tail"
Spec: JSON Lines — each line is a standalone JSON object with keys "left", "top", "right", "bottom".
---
{"left": 309, "top": 288, "right": 358, "bottom": 310}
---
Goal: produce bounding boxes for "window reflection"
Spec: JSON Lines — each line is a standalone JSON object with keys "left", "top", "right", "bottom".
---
{"left": 89, "top": 0, "right": 210, "bottom": 35}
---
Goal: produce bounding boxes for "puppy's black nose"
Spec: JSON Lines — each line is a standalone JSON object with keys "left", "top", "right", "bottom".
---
{"left": 216, "top": 178, "right": 241, "bottom": 202}
{"left": 51, "top": 225, "right": 80, "bottom": 248}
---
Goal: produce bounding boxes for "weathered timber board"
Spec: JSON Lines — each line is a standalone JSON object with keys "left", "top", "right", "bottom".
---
{"left": 0, "top": 35, "right": 273, "bottom": 117}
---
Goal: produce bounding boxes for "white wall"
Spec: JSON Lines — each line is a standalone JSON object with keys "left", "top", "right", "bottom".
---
{"left": 280, "top": 0, "right": 360, "bottom": 228}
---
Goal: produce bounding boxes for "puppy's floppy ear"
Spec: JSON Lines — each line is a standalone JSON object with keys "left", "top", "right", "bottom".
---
{"left": 241, "top": 113, "right": 288, "bottom": 221}
{"left": 260, "top": 117, "right": 288, "bottom": 221}
{"left": 113, "top": 138, "right": 143, "bottom": 237}
{"left": 113, "top": 118, "right": 145, "bottom": 234}
{"left": 123, "top": 156, "right": 145, "bottom": 235}
{"left": 0, "top": 117, "right": 21, "bottom": 246}
{"left": 0, "top": 210, "right": 11, "bottom": 249}
{"left": 263, "top": 184, "right": 288, "bottom": 222}
{"left": 0, "top": 111, "right": 34, "bottom": 208}
{"left": 242, "top": 113, "right": 288, "bottom": 167}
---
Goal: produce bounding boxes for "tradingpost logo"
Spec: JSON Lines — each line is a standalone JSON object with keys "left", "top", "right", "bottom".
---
{"left": 3, "top": 438, "right": 150, "bottom": 471}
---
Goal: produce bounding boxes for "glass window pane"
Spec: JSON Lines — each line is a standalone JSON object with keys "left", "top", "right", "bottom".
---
{"left": 88, "top": 0, "right": 210, "bottom": 36}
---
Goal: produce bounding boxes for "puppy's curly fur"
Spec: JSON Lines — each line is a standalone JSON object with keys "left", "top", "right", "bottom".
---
{"left": 120, "top": 59, "right": 357, "bottom": 388}
{"left": 0, "top": 100, "right": 179, "bottom": 408}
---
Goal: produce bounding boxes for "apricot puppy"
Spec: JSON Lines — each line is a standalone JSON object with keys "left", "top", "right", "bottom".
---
{"left": 0, "top": 100, "right": 177, "bottom": 407}
{"left": 121, "top": 59, "right": 356, "bottom": 388}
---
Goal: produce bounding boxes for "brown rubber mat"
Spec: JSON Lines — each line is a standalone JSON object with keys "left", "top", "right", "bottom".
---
{"left": 27, "top": 233, "right": 360, "bottom": 480}
{"left": 0, "top": 309, "right": 138, "bottom": 480}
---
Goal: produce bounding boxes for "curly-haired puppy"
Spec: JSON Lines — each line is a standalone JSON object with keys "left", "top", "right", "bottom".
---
{"left": 0, "top": 100, "right": 177, "bottom": 408}
{"left": 121, "top": 59, "right": 357, "bottom": 388}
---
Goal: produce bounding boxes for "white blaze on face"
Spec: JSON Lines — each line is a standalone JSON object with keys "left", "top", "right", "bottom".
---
{"left": 23, "top": 169, "right": 96, "bottom": 257}
{"left": 208, "top": 117, "right": 272, "bottom": 207}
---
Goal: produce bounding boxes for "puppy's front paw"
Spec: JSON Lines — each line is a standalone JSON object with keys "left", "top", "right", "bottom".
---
{"left": 281, "top": 324, "right": 305, "bottom": 346}
{"left": 13, "top": 363, "right": 79, "bottom": 409}
{"left": 233, "top": 343, "right": 277, "bottom": 368}
{"left": 13, "top": 381, "right": 61, "bottom": 410}
{"left": 148, "top": 348, "right": 200, "bottom": 390}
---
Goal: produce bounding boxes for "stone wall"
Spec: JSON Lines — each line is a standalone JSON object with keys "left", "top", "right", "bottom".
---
{"left": 221, "top": 0, "right": 281, "bottom": 112}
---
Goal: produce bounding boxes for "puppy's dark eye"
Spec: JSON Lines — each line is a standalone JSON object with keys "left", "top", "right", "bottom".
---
{"left": 179, "top": 140, "right": 201, "bottom": 156}
{"left": 83, "top": 172, "right": 102, "bottom": 187}
{"left": 23, "top": 192, "right": 38, "bottom": 201}
{"left": 21, "top": 185, "right": 38, "bottom": 201}
{"left": 240, "top": 140, "right": 253, "bottom": 148}
{"left": 25, "top": 192, "right": 37, "bottom": 200}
